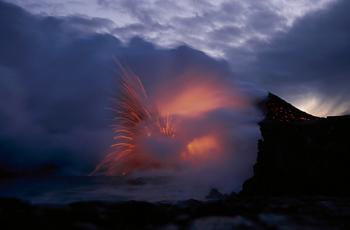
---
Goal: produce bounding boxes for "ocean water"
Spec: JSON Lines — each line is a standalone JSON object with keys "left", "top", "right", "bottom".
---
{"left": 0, "top": 176, "right": 211, "bottom": 204}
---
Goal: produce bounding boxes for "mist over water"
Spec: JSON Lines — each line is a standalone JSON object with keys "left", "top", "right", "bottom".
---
{"left": 0, "top": 176, "right": 211, "bottom": 203}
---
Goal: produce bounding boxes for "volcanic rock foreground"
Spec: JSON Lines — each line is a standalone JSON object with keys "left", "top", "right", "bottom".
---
{"left": 1, "top": 196, "right": 350, "bottom": 229}
{"left": 242, "top": 93, "right": 350, "bottom": 195}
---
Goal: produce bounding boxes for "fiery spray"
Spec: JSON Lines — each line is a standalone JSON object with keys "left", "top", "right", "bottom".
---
{"left": 91, "top": 64, "right": 176, "bottom": 175}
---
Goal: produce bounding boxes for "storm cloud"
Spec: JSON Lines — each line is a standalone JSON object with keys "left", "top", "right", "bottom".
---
{"left": 5, "top": 0, "right": 335, "bottom": 58}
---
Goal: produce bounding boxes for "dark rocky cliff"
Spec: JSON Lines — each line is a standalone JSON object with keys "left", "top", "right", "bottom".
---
{"left": 242, "top": 93, "right": 350, "bottom": 195}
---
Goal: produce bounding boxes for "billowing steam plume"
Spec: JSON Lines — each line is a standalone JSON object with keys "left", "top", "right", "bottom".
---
{"left": 92, "top": 63, "right": 263, "bottom": 193}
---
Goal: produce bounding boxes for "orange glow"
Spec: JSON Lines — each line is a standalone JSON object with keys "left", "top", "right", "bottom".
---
{"left": 156, "top": 73, "right": 245, "bottom": 117}
{"left": 158, "top": 85, "right": 228, "bottom": 116}
{"left": 181, "top": 135, "right": 222, "bottom": 162}
{"left": 92, "top": 67, "right": 243, "bottom": 176}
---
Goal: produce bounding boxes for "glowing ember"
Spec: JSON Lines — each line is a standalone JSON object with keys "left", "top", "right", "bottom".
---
{"left": 92, "top": 65, "right": 245, "bottom": 176}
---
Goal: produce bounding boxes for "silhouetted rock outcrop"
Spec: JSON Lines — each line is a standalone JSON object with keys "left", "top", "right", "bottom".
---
{"left": 242, "top": 93, "right": 350, "bottom": 195}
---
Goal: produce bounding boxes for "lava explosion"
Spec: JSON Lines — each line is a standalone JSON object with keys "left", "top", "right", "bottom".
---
{"left": 91, "top": 64, "right": 176, "bottom": 176}
{"left": 92, "top": 63, "right": 259, "bottom": 185}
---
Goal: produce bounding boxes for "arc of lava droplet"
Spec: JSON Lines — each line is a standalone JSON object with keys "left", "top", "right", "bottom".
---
{"left": 91, "top": 62, "right": 175, "bottom": 176}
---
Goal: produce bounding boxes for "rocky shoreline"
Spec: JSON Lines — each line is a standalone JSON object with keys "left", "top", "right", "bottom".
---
{"left": 1, "top": 195, "right": 350, "bottom": 229}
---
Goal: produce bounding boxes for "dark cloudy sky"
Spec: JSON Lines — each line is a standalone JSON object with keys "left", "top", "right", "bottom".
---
{"left": 5, "top": 0, "right": 349, "bottom": 116}
{"left": 4, "top": 0, "right": 335, "bottom": 57}
{"left": 0, "top": 0, "right": 349, "bottom": 174}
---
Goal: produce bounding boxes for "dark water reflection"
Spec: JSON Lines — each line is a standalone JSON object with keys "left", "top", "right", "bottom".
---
{"left": 0, "top": 176, "right": 209, "bottom": 204}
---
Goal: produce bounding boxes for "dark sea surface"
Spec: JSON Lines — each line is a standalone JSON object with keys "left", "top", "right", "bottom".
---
{"left": 0, "top": 176, "right": 210, "bottom": 204}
